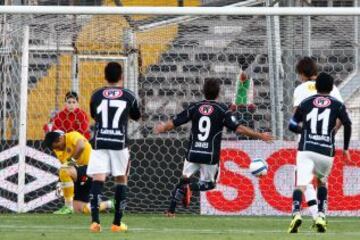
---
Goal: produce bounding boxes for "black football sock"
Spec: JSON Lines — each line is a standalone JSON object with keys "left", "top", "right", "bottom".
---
{"left": 168, "top": 187, "right": 185, "bottom": 213}
{"left": 168, "top": 179, "right": 189, "bottom": 213}
{"left": 168, "top": 198, "right": 177, "bottom": 214}
{"left": 89, "top": 181, "right": 103, "bottom": 224}
{"left": 292, "top": 189, "right": 303, "bottom": 214}
{"left": 113, "top": 184, "right": 127, "bottom": 226}
{"left": 317, "top": 186, "right": 328, "bottom": 214}
{"left": 189, "top": 181, "right": 215, "bottom": 192}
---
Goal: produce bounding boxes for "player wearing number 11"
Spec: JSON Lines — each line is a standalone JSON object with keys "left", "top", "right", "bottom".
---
{"left": 154, "top": 78, "right": 273, "bottom": 216}
{"left": 288, "top": 73, "right": 352, "bottom": 233}
{"left": 87, "top": 62, "right": 141, "bottom": 233}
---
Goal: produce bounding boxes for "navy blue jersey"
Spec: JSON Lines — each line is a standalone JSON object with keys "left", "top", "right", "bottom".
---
{"left": 173, "top": 100, "right": 239, "bottom": 165}
{"left": 292, "top": 94, "right": 351, "bottom": 157}
{"left": 90, "top": 87, "right": 140, "bottom": 150}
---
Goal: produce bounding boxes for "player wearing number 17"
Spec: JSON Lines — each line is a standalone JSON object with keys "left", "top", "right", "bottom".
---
{"left": 87, "top": 62, "right": 141, "bottom": 233}
{"left": 288, "top": 73, "right": 352, "bottom": 233}
{"left": 154, "top": 79, "right": 273, "bottom": 216}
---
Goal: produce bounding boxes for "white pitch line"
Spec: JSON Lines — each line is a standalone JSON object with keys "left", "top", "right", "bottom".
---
{"left": 182, "top": 217, "right": 360, "bottom": 223}
{"left": 1, "top": 224, "right": 360, "bottom": 236}
{"left": 1, "top": 216, "right": 359, "bottom": 224}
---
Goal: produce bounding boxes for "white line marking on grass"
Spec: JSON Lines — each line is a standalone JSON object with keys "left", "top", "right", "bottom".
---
{"left": 191, "top": 217, "right": 360, "bottom": 223}
{"left": 1, "top": 224, "right": 360, "bottom": 236}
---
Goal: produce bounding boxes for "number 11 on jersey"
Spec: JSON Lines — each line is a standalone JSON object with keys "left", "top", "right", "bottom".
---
{"left": 306, "top": 108, "right": 331, "bottom": 135}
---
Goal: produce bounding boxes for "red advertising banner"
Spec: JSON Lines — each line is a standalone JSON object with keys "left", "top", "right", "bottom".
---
{"left": 201, "top": 141, "right": 360, "bottom": 216}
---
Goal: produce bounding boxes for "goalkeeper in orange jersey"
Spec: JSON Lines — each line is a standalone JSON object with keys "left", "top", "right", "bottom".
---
{"left": 44, "top": 130, "right": 113, "bottom": 214}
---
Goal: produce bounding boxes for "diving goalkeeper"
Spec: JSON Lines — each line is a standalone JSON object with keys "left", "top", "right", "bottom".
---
{"left": 44, "top": 130, "right": 113, "bottom": 214}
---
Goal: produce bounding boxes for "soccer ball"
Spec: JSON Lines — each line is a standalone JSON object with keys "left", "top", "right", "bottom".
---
{"left": 249, "top": 158, "right": 268, "bottom": 177}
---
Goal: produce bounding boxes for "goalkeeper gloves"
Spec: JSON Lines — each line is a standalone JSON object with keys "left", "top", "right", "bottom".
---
{"left": 62, "top": 157, "right": 77, "bottom": 167}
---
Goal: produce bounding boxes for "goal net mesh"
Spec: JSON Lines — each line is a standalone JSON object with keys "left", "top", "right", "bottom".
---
{"left": 1, "top": 3, "right": 360, "bottom": 216}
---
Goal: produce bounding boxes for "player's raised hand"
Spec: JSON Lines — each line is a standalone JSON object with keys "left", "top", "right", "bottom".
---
{"left": 260, "top": 132, "right": 273, "bottom": 143}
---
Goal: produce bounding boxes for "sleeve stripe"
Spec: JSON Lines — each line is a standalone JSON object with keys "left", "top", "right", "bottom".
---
{"left": 289, "top": 118, "right": 298, "bottom": 126}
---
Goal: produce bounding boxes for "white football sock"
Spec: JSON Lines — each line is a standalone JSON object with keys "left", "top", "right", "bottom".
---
{"left": 304, "top": 184, "right": 318, "bottom": 219}
{"left": 308, "top": 205, "right": 318, "bottom": 220}
{"left": 304, "top": 184, "right": 317, "bottom": 202}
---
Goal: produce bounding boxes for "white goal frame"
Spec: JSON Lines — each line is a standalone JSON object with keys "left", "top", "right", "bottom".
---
{"left": 1, "top": 5, "right": 360, "bottom": 213}
{"left": 1, "top": 6, "right": 360, "bottom": 16}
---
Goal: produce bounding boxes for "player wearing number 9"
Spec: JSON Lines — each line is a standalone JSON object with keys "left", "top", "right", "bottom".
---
{"left": 288, "top": 73, "right": 352, "bottom": 233}
{"left": 87, "top": 62, "right": 141, "bottom": 233}
{"left": 154, "top": 78, "right": 273, "bottom": 217}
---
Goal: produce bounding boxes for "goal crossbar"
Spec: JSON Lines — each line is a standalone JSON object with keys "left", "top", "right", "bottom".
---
{"left": 1, "top": 6, "right": 360, "bottom": 16}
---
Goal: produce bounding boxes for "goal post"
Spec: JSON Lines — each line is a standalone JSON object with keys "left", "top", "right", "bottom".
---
{"left": 18, "top": 25, "right": 30, "bottom": 213}
{"left": 0, "top": 5, "right": 360, "bottom": 215}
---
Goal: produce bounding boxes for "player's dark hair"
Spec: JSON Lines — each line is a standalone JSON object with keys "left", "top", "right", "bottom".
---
{"left": 43, "top": 131, "right": 63, "bottom": 149}
{"left": 316, "top": 72, "right": 334, "bottom": 93}
{"left": 65, "top": 91, "right": 78, "bottom": 102}
{"left": 105, "top": 62, "right": 122, "bottom": 83}
{"left": 296, "top": 57, "right": 318, "bottom": 78}
{"left": 203, "top": 78, "right": 220, "bottom": 100}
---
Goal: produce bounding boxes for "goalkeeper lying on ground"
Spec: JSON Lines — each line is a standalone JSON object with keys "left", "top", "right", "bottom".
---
{"left": 44, "top": 130, "right": 113, "bottom": 214}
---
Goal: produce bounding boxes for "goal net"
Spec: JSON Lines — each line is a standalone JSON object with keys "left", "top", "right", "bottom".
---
{"left": 1, "top": 2, "right": 360, "bottom": 216}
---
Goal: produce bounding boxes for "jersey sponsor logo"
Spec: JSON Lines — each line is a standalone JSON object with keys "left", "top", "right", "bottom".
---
{"left": 313, "top": 97, "right": 331, "bottom": 108}
{"left": 308, "top": 134, "right": 330, "bottom": 142}
{"left": 103, "top": 89, "right": 123, "bottom": 99}
{"left": 199, "top": 105, "right": 214, "bottom": 116}
{"left": 100, "top": 129, "right": 123, "bottom": 136}
{"left": 195, "top": 141, "right": 209, "bottom": 149}
{"left": 307, "top": 83, "right": 316, "bottom": 92}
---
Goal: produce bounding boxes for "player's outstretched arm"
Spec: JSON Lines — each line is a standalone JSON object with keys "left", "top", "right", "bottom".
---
{"left": 235, "top": 125, "right": 273, "bottom": 143}
{"left": 154, "top": 120, "right": 175, "bottom": 134}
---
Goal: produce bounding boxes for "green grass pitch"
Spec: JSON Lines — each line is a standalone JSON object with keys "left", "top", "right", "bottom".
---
{"left": 0, "top": 214, "right": 359, "bottom": 240}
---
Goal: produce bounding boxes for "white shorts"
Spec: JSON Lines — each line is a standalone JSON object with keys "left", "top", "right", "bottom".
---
{"left": 182, "top": 159, "right": 219, "bottom": 182}
{"left": 296, "top": 151, "right": 334, "bottom": 186}
{"left": 86, "top": 148, "right": 130, "bottom": 177}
